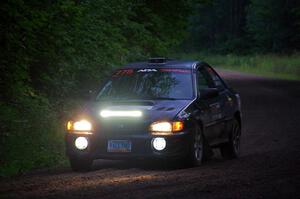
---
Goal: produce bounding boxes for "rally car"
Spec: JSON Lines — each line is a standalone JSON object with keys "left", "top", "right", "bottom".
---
{"left": 65, "top": 58, "right": 242, "bottom": 171}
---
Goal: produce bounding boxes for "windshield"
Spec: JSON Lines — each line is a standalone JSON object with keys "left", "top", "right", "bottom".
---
{"left": 96, "top": 68, "right": 194, "bottom": 100}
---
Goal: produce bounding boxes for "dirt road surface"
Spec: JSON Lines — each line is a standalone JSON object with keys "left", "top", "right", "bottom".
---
{"left": 1, "top": 70, "right": 300, "bottom": 199}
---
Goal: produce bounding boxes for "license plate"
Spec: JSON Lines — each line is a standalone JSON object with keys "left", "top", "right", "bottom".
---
{"left": 107, "top": 140, "right": 131, "bottom": 152}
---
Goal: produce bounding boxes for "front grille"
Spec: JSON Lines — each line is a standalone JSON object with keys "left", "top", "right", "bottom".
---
{"left": 100, "top": 119, "right": 149, "bottom": 136}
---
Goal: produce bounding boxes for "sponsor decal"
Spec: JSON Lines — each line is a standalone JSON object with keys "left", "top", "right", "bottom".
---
{"left": 137, "top": 69, "right": 158, "bottom": 72}
{"left": 112, "top": 69, "right": 133, "bottom": 77}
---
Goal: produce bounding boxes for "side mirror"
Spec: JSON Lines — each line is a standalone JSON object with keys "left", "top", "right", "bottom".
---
{"left": 199, "top": 88, "right": 219, "bottom": 99}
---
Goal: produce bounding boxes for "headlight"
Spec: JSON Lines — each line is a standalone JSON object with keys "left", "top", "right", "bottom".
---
{"left": 150, "top": 121, "right": 184, "bottom": 135}
{"left": 73, "top": 120, "right": 92, "bottom": 131}
{"left": 150, "top": 121, "right": 172, "bottom": 132}
{"left": 66, "top": 120, "right": 93, "bottom": 133}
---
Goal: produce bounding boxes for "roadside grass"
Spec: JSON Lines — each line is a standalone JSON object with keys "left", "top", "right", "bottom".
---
{"left": 0, "top": 99, "right": 68, "bottom": 177}
{"left": 175, "top": 53, "right": 300, "bottom": 81}
{"left": 0, "top": 98, "right": 93, "bottom": 177}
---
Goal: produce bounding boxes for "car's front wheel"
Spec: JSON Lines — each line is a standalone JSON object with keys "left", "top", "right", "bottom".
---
{"left": 69, "top": 157, "right": 93, "bottom": 172}
{"left": 220, "top": 119, "right": 241, "bottom": 159}
{"left": 187, "top": 125, "right": 205, "bottom": 166}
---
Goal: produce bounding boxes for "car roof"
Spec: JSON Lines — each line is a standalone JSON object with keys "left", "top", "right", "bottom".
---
{"left": 122, "top": 59, "right": 203, "bottom": 69}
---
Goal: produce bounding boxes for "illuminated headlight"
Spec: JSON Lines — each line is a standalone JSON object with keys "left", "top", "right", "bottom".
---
{"left": 152, "top": 137, "right": 166, "bottom": 151}
{"left": 75, "top": 137, "right": 88, "bottom": 150}
{"left": 150, "top": 121, "right": 184, "bottom": 135}
{"left": 74, "top": 120, "right": 92, "bottom": 131}
{"left": 67, "top": 120, "right": 92, "bottom": 131}
{"left": 100, "top": 110, "right": 142, "bottom": 118}
{"left": 150, "top": 122, "right": 172, "bottom": 132}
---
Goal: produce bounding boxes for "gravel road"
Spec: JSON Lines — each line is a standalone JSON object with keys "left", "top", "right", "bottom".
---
{"left": 1, "top": 70, "right": 300, "bottom": 199}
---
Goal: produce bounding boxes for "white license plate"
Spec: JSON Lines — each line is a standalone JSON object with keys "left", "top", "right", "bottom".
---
{"left": 107, "top": 140, "right": 131, "bottom": 152}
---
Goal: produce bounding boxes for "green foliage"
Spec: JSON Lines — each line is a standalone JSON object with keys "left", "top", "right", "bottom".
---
{"left": 0, "top": 97, "right": 66, "bottom": 176}
{"left": 184, "top": 0, "right": 300, "bottom": 53}
{"left": 184, "top": 0, "right": 250, "bottom": 53}
{"left": 247, "top": 0, "right": 300, "bottom": 52}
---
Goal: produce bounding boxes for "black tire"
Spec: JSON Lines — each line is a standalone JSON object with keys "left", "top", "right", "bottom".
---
{"left": 187, "top": 125, "right": 205, "bottom": 166}
{"left": 69, "top": 157, "right": 93, "bottom": 172}
{"left": 220, "top": 119, "right": 241, "bottom": 159}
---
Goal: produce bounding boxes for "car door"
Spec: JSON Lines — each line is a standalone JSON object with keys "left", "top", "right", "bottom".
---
{"left": 195, "top": 65, "right": 223, "bottom": 144}
{"left": 205, "top": 66, "right": 232, "bottom": 143}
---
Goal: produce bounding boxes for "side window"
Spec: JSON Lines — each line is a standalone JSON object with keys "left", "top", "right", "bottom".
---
{"left": 205, "top": 66, "right": 226, "bottom": 91}
{"left": 196, "top": 67, "right": 214, "bottom": 91}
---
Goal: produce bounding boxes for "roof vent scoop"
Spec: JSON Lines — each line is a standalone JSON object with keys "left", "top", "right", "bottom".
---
{"left": 148, "top": 57, "right": 174, "bottom": 64}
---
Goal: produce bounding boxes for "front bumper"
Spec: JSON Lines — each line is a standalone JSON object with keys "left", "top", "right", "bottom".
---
{"left": 65, "top": 131, "right": 191, "bottom": 160}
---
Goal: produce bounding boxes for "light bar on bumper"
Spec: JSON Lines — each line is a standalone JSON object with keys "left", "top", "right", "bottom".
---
{"left": 100, "top": 110, "right": 142, "bottom": 118}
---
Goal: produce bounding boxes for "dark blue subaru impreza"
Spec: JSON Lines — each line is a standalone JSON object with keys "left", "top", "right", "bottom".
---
{"left": 65, "top": 58, "right": 242, "bottom": 171}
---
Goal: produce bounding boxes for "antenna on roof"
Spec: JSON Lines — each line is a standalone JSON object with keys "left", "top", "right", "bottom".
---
{"left": 148, "top": 57, "right": 174, "bottom": 64}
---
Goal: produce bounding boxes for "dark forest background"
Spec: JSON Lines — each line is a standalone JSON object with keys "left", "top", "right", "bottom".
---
{"left": 0, "top": 0, "right": 299, "bottom": 176}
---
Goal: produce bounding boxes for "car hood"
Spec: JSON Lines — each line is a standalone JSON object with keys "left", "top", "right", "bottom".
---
{"left": 82, "top": 100, "right": 192, "bottom": 136}
{"left": 88, "top": 99, "right": 191, "bottom": 123}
